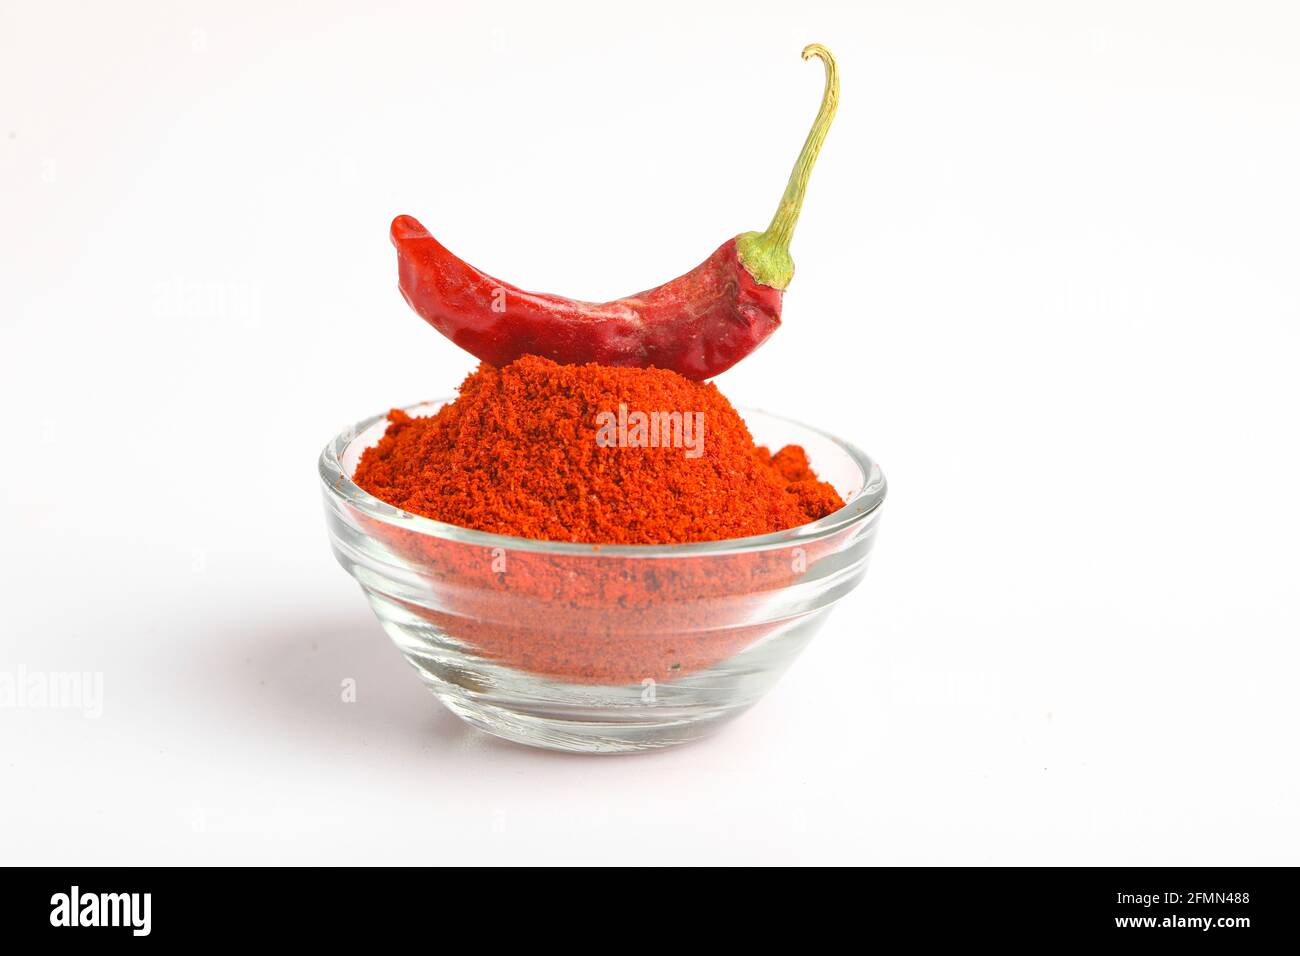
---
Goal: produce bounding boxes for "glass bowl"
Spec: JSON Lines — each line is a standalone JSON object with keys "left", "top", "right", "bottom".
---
{"left": 319, "top": 401, "right": 886, "bottom": 753}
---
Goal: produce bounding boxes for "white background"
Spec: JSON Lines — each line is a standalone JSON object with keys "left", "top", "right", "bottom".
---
{"left": 3, "top": 1, "right": 1298, "bottom": 865}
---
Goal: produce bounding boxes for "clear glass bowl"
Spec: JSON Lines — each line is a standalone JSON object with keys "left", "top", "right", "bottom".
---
{"left": 319, "top": 401, "right": 886, "bottom": 753}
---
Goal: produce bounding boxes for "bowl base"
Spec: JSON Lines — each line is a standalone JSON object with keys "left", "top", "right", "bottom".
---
{"left": 374, "top": 596, "right": 830, "bottom": 754}
{"left": 436, "top": 693, "right": 746, "bottom": 753}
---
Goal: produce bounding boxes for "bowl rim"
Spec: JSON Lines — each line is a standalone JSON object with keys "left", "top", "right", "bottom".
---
{"left": 319, "top": 398, "right": 886, "bottom": 557}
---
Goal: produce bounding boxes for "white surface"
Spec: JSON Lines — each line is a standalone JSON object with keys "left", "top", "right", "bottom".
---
{"left": 3, "top": 1, "right": 1298, "bottom": 865}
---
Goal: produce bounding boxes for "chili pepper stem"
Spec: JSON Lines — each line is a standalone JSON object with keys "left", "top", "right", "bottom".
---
{"left": 736, "top": 43, "right": 840, "bottom": 290}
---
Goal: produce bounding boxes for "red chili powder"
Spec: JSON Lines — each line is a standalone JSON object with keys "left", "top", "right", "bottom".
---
{"left": 345, "top": 356, "right": 851, "bottom": 685}
{"left": 353, "top": 355, "right": 843, "bottom": 544}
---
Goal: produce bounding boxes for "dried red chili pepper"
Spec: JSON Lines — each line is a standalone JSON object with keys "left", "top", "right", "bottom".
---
{"left": 391, "top": 44, "right": 839, "bottom": 380}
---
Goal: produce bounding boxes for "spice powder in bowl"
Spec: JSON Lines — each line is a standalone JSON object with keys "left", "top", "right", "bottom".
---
{"left": 348, "top": 356, "right": 847, "bottom": 684}
{"left": 353, "top": 356, "right": 842, "bottom": 544}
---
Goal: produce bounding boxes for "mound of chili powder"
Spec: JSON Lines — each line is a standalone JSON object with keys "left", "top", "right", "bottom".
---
{"left": 352, "top": 355, "right": 843, "bottom": 544}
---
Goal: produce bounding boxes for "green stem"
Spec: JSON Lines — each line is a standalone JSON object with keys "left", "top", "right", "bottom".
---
{"left": 736, "top": 43, "right": 840, "bottom": 290}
